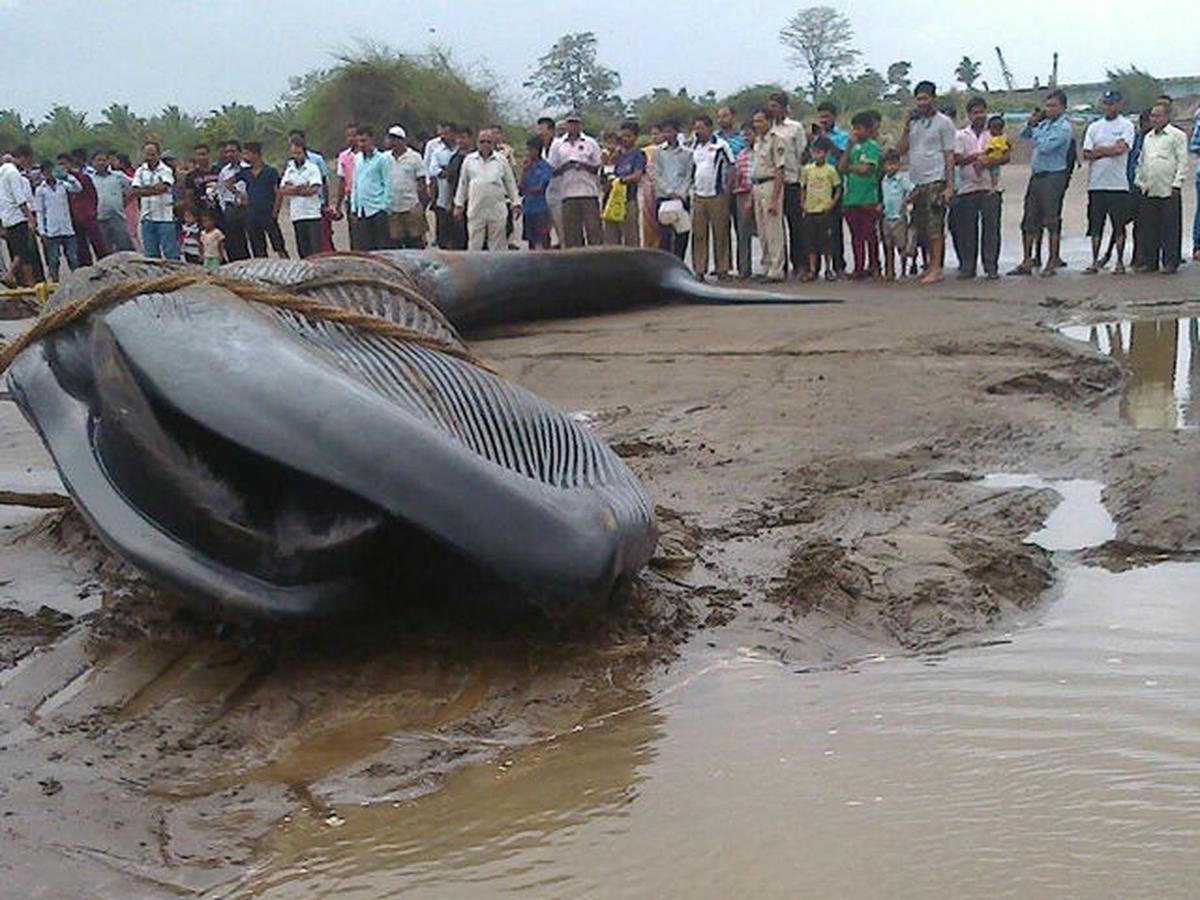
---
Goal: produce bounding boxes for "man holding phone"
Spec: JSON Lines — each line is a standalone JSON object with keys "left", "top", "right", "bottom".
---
{"left": 1011, "top": 90, "right": 1073, "bottom": 276}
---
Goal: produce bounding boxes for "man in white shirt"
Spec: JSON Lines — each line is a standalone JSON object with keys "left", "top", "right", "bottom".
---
{"left": 0, "top": 144, "right": 43, "bottom": 285}
{"left": 129, "top": 141, "right": 178, "bottom": 260}
{"left": 33, "top": 161, "right": 81, "bottom": 279}
{"left": 216, "top": 140, "right": 250, "bottom": 261}
{"left": 385, "top": 125, "right": 429, "bottom": 249}
{"left": 453, "top": 129, "right": 518, "bottom": 252}
{"left": 1134, "top": 100, "right": 1189, "bottom": 273}
{"left": 548, "top": 113, "right": 603, "bottom": 248}
{"left": 278, "top": 138, "right": 325, "bottom": 258}
{"left": 690, "top": 114, "right": 733, "bottom": 280}
{"left": 424, "top": 121, "right": 456, "bottom": 248}
{"left": 1082, "top": 90, "right": 1137, "bottom": 274}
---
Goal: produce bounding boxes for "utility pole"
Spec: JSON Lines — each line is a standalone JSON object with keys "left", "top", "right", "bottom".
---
{"left": 994, "top": 46, "right": 1015, "bottom": 92}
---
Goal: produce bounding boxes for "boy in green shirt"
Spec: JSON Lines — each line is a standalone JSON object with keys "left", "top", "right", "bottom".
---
{"left": 839, "top": 112, "right": 881, "bottom": 279}
{"left": 800, "top": 138, "right": 841, "bottom": 281}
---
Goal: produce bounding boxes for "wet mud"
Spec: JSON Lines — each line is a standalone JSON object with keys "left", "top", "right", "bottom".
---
{"left": 2, "top": 270, "right": 1200, "bottom": 895}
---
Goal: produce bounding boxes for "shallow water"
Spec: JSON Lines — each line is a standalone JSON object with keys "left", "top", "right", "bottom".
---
{"left": 232, "top": 482, "right": 1200, "bottom": 900}
{"left": 1059, "top": 317, "right": 1200, "bottom": 429}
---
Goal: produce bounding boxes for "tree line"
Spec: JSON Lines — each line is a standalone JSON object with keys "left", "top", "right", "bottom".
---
{"left": 0, "top": 8, "right": 1170, "bottom": 163}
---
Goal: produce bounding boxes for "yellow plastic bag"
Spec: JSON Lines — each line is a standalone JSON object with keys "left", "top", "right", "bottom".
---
{"left": 601, "top": 176, "right": 626, "bottom": 223}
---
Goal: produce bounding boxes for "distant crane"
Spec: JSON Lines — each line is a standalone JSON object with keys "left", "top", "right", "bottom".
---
{"left": 995, "top": 46, "right": 1015, "bottom": 92}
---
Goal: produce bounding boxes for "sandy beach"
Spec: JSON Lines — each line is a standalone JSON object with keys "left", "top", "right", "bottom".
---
{"left": 1, "top": 167, "right": 1199, "bottom": 896}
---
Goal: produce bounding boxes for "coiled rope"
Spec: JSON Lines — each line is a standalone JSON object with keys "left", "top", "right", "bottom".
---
{"left": 0, "top": 264, "right": 491, "bottom": 375}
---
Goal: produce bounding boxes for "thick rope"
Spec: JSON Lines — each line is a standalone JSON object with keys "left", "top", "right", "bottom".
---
{"left": 0, "top": 270, "right": 492, "bottom": 375}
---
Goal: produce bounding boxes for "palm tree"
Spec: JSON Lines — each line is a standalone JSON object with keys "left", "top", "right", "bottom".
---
{"left": 147, "top": 105, "right": 201, "bottom": 156}
{"left": 201, "top": 103, "right": 262, "bottom": 146}
{"left": 34, "top": 106, "right": 93, "bottom": 159}
{"left": 96, "top": 104, "right": 148, "bottom": 157}
{"left": 955, "top": 56, "right": 982, "bottom": 91}
{"left": 0, "top": 109, "right": 34, "bottom": 152}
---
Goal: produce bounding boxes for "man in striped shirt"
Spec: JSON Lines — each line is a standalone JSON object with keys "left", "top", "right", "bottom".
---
{"left": 731, "top": 122, "right": 757, "bottom": 278}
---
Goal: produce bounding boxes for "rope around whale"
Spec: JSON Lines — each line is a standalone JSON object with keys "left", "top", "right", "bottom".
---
{"left": 0, "top": 268, "right": 493, "bottom": 375}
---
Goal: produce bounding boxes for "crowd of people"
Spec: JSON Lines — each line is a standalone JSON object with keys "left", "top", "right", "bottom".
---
{"left": 1, "top": 81, "right": 1199, "bottom": 289}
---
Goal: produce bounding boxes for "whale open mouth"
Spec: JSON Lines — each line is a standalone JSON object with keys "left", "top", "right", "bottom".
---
{"left": 9, "top": 255, "right": 657, "bottom": 617}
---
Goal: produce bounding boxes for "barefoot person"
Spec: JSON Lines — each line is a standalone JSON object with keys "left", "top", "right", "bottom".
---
{"left": 1082, "top": 90, "right": 1135, "bottom": 274}
{"left": 1010, "top": 90, "right": 1073, "bottom": 277}
{"left": 0, "top": 145, "right": 43, "bottom": 285}
{"left": 895, "top": 80, "right": 955, "bottom": 284}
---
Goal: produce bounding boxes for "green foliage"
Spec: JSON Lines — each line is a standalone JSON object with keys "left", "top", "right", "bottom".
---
{"left": 955, "top": 56, "right": 982, "bottom": 90}
{"left": 779, "top": 6, "right": 860, "bottom": 101}
{"left": 33, "top": 106, "right": 91, "bottom": 161}
{"left": 295, "top": 44, "right": 501, "bottom": 154}
{"left": 717, "top": 84, "right": 807, "bottom": 123}
{"left": 627, "top": 88, "right": 716, "bottom": 132}
{"left": 94, "top": 104, "right": 148, "bottom": 156}
{"left": 886, "top": 61, "right": 912, "bottom": 101}
{"left": 0, "top": 110, "right": 34, "bottom": 153}
{"left": 1105, "top": 65, "right": 1164, "bottom": 114}
{"left": 826, "top": 68, "right": 887, "bottom": 115}
{"left": 146, "top": 106, "right": 201, "bottom": 157}
{"left": 524, "top": 32, "right": 622, "bottom": 117}
{"left": 0, "top": 44, "right": 500, "bottom": 166}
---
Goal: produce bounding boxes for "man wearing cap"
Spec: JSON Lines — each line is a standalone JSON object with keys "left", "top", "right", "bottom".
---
{"left": 453, "top": 128, "right": 518, "bottom": 252}
{"left": 385, "top": 125, "right": 428, "bottom": 249}
{"left": 1082, "top": 90, "right": 1136, "bottom": 274}
{"left": 547, "top": 113, "right": 603, "bottom": 248}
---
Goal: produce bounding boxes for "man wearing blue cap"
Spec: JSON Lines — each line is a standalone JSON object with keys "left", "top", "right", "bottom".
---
{"left": 1082, "top": 90, "right": 1136, "bottom": 274}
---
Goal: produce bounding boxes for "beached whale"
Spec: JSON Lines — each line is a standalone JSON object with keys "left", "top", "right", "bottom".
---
{"left": 5, "top": 249, "right": 818, "bottom": 617}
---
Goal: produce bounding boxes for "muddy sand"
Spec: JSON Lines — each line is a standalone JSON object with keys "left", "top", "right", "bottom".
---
{"left": 2, "top": 242, "right": 1200, "bottom": 895}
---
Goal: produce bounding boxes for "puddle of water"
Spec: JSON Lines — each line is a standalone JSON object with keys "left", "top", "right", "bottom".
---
{"left": 980, "top": 473, "right": 1116, "bottom": 551}
{"left": 1058, "top": 317, "right": 1200, "bottom": 429}
{"left": 239, "top": 560, "right": 1200, "bottom": 900}
{"left": 229, "top": 478, "right": 1195, "bottom": 899}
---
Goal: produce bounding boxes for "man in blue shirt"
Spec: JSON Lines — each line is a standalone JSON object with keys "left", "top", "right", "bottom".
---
{"left": 1190, "top": 106, "right": 1200, "bottom": 260}
{"left": 349, "top": 125, "right": 392, "bottom": 251}
{"left": 1011, "top": 89, "right": 1074, "bottom": 276}
{"left": 715, "top": 106, "right": 746, "bottom": 156}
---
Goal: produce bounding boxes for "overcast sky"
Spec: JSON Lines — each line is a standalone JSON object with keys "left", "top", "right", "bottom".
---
{"left": 2, "top": 0, "right": 1197, "bottom": 121}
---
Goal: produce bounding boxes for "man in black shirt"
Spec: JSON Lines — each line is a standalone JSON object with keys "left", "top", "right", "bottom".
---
{"left": 226, "top": 142, "right": 287, "bottom": 258}
{"left": 183, "top": 143, "right": 219, "bottom": 216}
{"left": 442, "top": 127, "right": 472, "bottom": 250}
